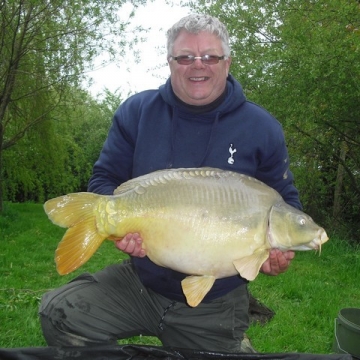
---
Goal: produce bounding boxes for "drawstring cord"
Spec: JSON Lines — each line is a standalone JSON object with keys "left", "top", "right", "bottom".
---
{"left": 158, "top": 301, "right": 177, "bottom": 331}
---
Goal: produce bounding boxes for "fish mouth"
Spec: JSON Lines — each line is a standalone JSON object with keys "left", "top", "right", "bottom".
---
{"left": 267, "top": 225, "right": 329, "bottom": 253}
{"left": 309, "top": 229, "right": 329, "bottom": 253}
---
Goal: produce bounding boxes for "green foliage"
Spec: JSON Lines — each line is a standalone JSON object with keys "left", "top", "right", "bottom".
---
{"left": 189, "top": 0, "right": 360, "bottom": 242}
{"left": 2, "top": 88, "right": 121, "bottom": 201}
{"left": 1, "top": 202, "right": 360, "bottom": 353}
{"left": 0, "top": 0, "right": 147, "bottom": 209}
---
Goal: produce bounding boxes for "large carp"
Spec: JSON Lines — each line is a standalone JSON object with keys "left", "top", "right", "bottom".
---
{"left": 44, "top": 167, "right": 328, "bottom": 307}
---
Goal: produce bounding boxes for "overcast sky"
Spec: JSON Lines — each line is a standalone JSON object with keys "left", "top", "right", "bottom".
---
{"left": 88, "top": 1, "right": 190, "bottom": 97}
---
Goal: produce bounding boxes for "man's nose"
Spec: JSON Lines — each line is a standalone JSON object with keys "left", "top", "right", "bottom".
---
{"left": 192, "top": 58, "right": 205, "bottom": 68}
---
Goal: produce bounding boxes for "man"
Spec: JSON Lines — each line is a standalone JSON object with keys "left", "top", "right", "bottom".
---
{"left": 39, "top": 14, "right": 300, "bottom": 353}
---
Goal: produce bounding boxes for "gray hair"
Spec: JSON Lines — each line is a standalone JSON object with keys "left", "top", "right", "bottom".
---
{"left": 166, "top": 14, "right": 231, "bottom": 57}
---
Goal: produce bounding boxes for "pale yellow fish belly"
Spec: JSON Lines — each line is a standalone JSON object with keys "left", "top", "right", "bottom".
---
{"left": 101, "top": 202, "right": 270, "bottom": 279}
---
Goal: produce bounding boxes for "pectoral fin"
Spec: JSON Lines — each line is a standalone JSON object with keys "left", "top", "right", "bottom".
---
{"left": 181, "top": 275, "right": 216, "bottom": 307}
{"left": 233, "top": 249, "right": 270, "bottom": 281}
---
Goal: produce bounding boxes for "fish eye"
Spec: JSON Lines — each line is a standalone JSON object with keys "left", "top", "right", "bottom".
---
{"left": 299, "top": 217, "right": 306, "bottom": 225}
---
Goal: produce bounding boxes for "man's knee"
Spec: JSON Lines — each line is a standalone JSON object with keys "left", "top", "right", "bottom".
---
{"left": 38, "top": 274, "right": 99, "bottom": 346}
{"left": 39, "top": 288, "right": 72, "bottom": 345}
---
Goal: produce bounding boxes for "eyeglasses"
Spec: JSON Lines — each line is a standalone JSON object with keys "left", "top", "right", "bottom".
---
{"left": 170, "top": 55, "right": 227, "bottom": 65}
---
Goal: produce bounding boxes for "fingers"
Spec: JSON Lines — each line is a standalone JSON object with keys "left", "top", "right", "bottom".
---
{"left": 283, "top": 250, "right": 295, "bottom": 261}
{"left": 261, "top": 249, "right": 295, "bottom": 276}
{"left": 114, "top": 233, "right": 146, "bottom": 257}
{"left": 271, "top": 249, "right": 289, "bottom": 272}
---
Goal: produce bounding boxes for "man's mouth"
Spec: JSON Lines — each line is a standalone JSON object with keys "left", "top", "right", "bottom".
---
{"left": 189, "top": 77, "right": 209, "bottom": 82}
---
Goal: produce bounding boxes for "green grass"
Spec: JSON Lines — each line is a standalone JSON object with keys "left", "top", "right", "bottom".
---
{"left": 248, "top": 239, "right": 360, "bottom": 354}
{"left": 1, "top": 201, "right": 360, "bottom": 354}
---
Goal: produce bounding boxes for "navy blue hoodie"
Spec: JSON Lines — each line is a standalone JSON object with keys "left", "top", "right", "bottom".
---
{"left": 88, "top": 74, "right": 301, "bottom": 302}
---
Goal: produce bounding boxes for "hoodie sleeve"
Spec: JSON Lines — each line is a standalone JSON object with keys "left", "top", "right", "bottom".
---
{"left": 87, "top": 102, "right": 137, "bottom": 195}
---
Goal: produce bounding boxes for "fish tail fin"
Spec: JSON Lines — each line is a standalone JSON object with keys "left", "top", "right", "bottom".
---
{"left": 44, "top": 193, "right": 106, "bottom": 275}
{"left": 44, "top": 193, "right": 100, "bottom": 228}
{"left": 55, "top": 217, "right": 106, "bottom": 275}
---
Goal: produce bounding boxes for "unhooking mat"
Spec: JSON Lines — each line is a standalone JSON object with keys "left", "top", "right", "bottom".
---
{"left": 0, "top": 344, "right": 353, "bottom": 360}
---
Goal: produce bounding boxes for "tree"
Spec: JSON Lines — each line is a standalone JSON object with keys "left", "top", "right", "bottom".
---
{"left": 189, "top": 0, "right": 360, "bottom": 240}
{"left": 0, "top": 0, "right": 145, "bottom": 211}
{"left": 2, "top": 86, "right": 124, "bottom": 203}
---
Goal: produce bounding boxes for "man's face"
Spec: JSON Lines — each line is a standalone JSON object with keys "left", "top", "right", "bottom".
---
{"left": 168, "top": 30, "right": 231, "bottom": 106}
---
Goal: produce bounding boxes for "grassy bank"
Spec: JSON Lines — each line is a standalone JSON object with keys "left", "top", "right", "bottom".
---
{"left": 1, "top": 201, "right": 359, "bottom": 353}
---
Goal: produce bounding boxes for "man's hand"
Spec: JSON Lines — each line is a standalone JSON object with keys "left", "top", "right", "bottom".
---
{"left": 260, "top": 249, "right": 295, "bottom": 276}
{"left": 114, "top": 233, "right": 146, "bottom": 257}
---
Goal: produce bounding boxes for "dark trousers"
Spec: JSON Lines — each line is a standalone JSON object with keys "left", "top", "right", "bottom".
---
{"left": 39, "top": 261, "right": 250, "bottom": 353}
